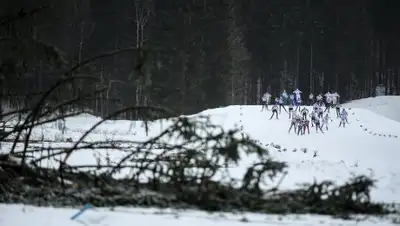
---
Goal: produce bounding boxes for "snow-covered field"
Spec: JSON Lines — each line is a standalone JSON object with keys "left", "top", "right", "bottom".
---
{"left": 345, "top": 96, "right": 400, "bottom": 122}
{"left": 1, "top": 204, "right": 397, "bottom": 226}
{"left": 1, "top": 96, "right": 400, "bottom": 225}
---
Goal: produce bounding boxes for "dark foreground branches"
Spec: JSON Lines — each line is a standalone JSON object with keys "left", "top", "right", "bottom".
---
{"left": 0, "top": 75, "right": 394, "bottom": 218}
{"left": 0, "top": 109, "right": 393, "bottom": 217}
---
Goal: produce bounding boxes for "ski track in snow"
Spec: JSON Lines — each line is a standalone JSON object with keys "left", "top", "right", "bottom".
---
{"left": 1, "top": 96, "right": 400, "bottom": 225}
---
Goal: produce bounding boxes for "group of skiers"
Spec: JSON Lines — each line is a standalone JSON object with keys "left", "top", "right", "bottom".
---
{"left": 261, "top": 89, "right": 349, "bottom": 135}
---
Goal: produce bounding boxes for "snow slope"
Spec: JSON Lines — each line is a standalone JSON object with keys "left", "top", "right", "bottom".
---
{"left": 2, "top": 103, "right": 400, "bottom": 203}
{"left": 0, "top": 204, "right": 397, "bottom": 226}
{"left": 345, "top": 96, "right": 400, "bottom": 122}
{"left": 2, "top": 97, "right": 400, "bottom": 225}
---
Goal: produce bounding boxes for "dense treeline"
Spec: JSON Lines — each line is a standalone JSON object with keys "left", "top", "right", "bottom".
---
{"left": 0, "top": 0, "right": 399, "bottom": 117}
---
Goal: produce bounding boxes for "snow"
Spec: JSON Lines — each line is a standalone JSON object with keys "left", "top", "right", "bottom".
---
{"left": 345, "top": 96, "right": 400, "bottom": 123}
{"left": 1, "top": 96, "right": 400, "bottom": 225}
{"left": 0, "top": 204, "right": 397, "bottom": 226}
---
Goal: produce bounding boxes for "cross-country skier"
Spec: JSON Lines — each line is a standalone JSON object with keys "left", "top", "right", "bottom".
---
{"left": 324, "top": 91, "right": 333, "bottom": 113}
{"left": 308, "top": 93, "right": 314, "bottom": 105}
{"left": 297, "top": 119, "right": 304, "bottom": 135}
{"left": 278, "top": 97, "right": 287, "bottom": 114}
{"left": 310, "top": 109, "right": 317, "bottom": 127}
{"left": 300, "top": 107, "right": 309, "bottom": 120}
{"left": 270, "top": 104, "right": 279, "bottom": 120}
{"left": 288, "top": 112, "right": 299, "bottom": 134}
{"left": 313, "top": 103, "right": 319, "bottom": 112}
{"left": 289, "top": 94, "right": 295, "bottom": 105}
{"left": 295, "top": 95, "right": 302, "bottom": 111}
{"left": 274, "top": 96, "right": 280, "bottom": 105}
{"left": 314, "top": 116, "right": 324, "bottom": 133}
{"left": 335, "top": 103, "right": 341, "bottom": 118}
{"left": 302, "top": 118, "right": 310, "bottom": 135}
{"left": 322, "top": 113, "right": 331, "bottom": 131}
{"left": 339, "top": 108, "right": 348, "bottom": 127}
{"left": 261, "top": 92, "right": 271, "bottom": 111}
{"left": 331, "top": 92, "right": 340, "bottom": 105}
{"left": 293, "top": 88, "right": 302, "bottom": 98}
{"left": 316, "top": 93, "right": 323, "bottom": 105}
{"left": 294, "top": 89, "right": 302, "bottom": 105}
{"left": 341, "top": 108, "right": 349, "bottom": 124}
{"left": 281, "top": 90, "right": 289, "bottom": 105}
{"left": 317, "top": 105, "right": 324, "bottom": 118}
{"left": 288, "top": 103, "right": 294, "bottom": 119}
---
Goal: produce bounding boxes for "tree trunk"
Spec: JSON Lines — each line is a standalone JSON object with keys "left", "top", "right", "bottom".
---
{"left": 226, "top": 0, "right": 250, "bottom": 105}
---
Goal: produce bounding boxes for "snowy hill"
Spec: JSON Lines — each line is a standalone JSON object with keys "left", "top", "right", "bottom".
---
{"left": 345, "top": 96, "right": 400, "bottom": 123}
{"left": 199, "top": 105, "right": 400, "bottom": 203}
{"left": 1, "top": 97, "right": 400, "bottom": 225}
{"left": 4, "top": 103, "right": 400, "bottom": 202}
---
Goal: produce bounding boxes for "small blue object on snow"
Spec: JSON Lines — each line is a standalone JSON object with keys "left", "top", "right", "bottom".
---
{"left": 70, "top": 203, "right": 94, "bottom": 220}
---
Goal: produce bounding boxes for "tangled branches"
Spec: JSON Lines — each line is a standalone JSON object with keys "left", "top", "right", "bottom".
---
{"left": 0, "top": 92, "right": 391, "bottom": 215}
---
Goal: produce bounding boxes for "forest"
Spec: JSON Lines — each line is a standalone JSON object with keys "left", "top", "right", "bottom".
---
{"left": 0, "top": 1, "right": 399, "bottom": 216}
{"left": 0, "top": 0, "right": 399, "bottom": 117}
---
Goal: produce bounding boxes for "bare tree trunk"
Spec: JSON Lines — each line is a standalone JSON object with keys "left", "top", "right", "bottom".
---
{"left": 244, "top": 78, "right": 248, "bottom": 104}
{"left": 99, "top": 66, "right": 105, "bottom": 116}
{"left": 296, "top": 44, "right": 300, "bottom": 89}
{"left": 226, "top": 0, "right": 250, "bottom": 105}
{"left": 309, "top": 43, "right": 314, "bottom": 93}
{"left": 256, "top": 76, "right": 261, "bottom": 104}
{"left": 133, "top": 0, "right": 152, "bottom": 108}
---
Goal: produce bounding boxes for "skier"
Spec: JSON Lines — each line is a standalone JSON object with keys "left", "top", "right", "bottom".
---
{"left": 288, "top": 112, "right": 299, "bottom": 134}
{"left": 310, "top": 110, "right": 317, "bottom": 127}
{"left": 281, "top": 90, "right": 289, "bottom": 105}
{"left": 316, "top": 93, "right": 323, "bottom": 105}
{"left": 308, "top": 93, "right": 314, "bottom": 105}
{"left": 302, "top": 118, "right": 310, "bottom": 135}
{"left": 294, "top": 89, "right": 302, "bottom": 104}
{"left": 261, "top": 92, "right": 271, "bottom": 111}
{"left": 297, "top": 119, "right": 304, "bottom": 135}
{"left": 289, "top": 94, "right": 296, "bottom": 105}
{"left": 317, "top": 105, "right": 324, "bottom": 118}
{"left": 300, "top": 107, "right": 309, "bottom": 120}
{"left": 270, "top": 104, "right": 279, "bottom": 120}
{"left": 295, "top": 95, "right": 302, "bottom": 111}
{"left": 293, "top": 88, "right": 302, "bottom": 98}
{"left": 278, "top": 97, "right": 287, "bottom": 114}
{"left": 339, "top": 108, "right": 348, "bottom": 127}
{"left": 322, "top": 113, "right": 331, "bottom": 131}
{"left": 335, "top": 103, "right": 341, "bottom": 118}
{"left": 274, "top": 96, "right": 280, "bottom": 105}
{"left": 324, "top": 91, "right": 333, "bottom": 113}
{"left": 314, "top": 116, "right": 324, "bottom": 133}
{"left": 331, "top": 92, "right": 340, "bottom": 105}
{"left": 312, "top": 103, "right": 319, "bottom": 112}
{"left": 288, "top": 103, "right": 294, "bottom": 119}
